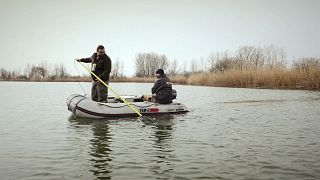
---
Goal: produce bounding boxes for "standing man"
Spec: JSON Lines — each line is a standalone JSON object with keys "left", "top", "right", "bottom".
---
{"left": 76, "top": 45, "right": 112, "bottom": 102}
{"left": 151, "top": 69, "right": 173, "bottom": 104}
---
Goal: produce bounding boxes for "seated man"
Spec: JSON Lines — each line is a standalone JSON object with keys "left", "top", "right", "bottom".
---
{"left": 151, "top": 69, "right": 173, "bottom": 104}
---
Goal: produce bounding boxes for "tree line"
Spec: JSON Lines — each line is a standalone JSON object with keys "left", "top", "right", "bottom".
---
{"left": 0, "top": 58, "right": 126, "bottom": 81}
{"left": 1, "top": 45, "right": 319, "bottom": 81}
{"left": 0, "top": 62, "right": 69, "bottom": 80}
{"left": 134, "top": 45, "right": 319, "bottom": 77}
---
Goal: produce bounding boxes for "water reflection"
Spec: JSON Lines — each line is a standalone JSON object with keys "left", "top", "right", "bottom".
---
{"left": 151, "top": 115, "right": 175, "bottom": 149}
{"left": 89, "top": 120, "right": 112, "bottom": 179}
{"left": 146, "top": 115, "right": 176, "bottom": 178}
{"left": 69, "top": 117, "right": 113, "bottom": 179}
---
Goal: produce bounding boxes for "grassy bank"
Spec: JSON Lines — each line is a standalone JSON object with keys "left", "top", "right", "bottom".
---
{"left": 2, "top": 69, "right": 319, "bottom": 90}
{"left": 0, "top": 76, "right": 189, "bottom": 84}
{"left": 187, "top": 68, "right": 320, "bottom": 90}
{"left": 113, "top": 67, "right": 320, "bottom": 90}
{"left": 0, "top": 76, "right": 91, "bottom": 82}
{"left": 1, "top": 68, "right": 319, "bottom": 90}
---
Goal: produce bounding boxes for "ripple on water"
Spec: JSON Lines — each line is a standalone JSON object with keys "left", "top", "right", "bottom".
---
{"left": 1, "top": 82, "right": 320, "bottom": 179}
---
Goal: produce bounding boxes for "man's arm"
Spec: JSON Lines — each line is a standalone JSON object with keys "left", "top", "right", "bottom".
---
{"left": 151, "top": 79, "right": 163, "bottom": 94}
{"left": 78, "top": 57, "right": 92, "bottom": 63}
{"left": 77, "top": 53, "right": 96, "bottom": 63}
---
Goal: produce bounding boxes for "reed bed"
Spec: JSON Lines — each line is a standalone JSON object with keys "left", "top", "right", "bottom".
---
{"left": 187, "top": 67, "right": 320, "bottom": 90}
{"left": 1, "top": 68, "right": 319, "bottom": 90}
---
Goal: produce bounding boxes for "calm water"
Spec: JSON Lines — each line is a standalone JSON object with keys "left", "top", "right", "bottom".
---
{"left": 0, "top": 82, "right": 320, "bottom": 180}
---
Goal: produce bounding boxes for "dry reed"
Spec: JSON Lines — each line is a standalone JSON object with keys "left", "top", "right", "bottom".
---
{"left": 2, "top": 67, "right": 319, "bottom": 90}
{"left": 187, "top": 67, "right": 320, "bottom": 90}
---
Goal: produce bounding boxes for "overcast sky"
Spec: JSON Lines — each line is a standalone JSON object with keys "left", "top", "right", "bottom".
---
{"left": 0, "top": 0, "right": 319, "bottom": 76}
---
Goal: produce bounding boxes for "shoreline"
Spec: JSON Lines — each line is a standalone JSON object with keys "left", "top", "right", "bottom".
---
{"left": 1, "top": 76, "right": 319, "bottom": 91}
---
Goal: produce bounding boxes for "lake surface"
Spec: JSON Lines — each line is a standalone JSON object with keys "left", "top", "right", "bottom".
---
{"left": 0, "top": 82, "right": 320, "bottom": 180}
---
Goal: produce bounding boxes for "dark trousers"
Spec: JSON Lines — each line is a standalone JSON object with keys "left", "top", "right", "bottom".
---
{"left": 91, "top": 81, "right": 109, "bottom": 102}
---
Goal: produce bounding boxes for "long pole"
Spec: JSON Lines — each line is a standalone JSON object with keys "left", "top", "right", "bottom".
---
{"left": 77, "top": 61, "right": 143, "bottom": 117}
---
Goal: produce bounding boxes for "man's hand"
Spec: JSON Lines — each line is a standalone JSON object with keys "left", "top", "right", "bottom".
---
{"left": 75, "top": 58, "right": 81, "bottom": 62}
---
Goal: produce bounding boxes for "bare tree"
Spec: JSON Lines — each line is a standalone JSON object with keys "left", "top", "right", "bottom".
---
{"left": 263, "top": 45, "right": 287, "bottom": 69}
{"left": 39, "top": 61, "right": 49, "bottom": 78}
{"left": 24, "top": 64, "right": 33, "bottom": 79}
{"left": 30, "top": 66, "right": 42, "bottom": 78}
{"left": 190, "top": 59, "right": 198, "bottom": 74}
{"left": 58, "top": 64, "right": 67, "bottom": 78}
{"left": 119, "top": 60, "right": 124, "bottom": 78}
{"left": 167, "top": 59, "right": 178, "bottom": 76}
{"left": 181, "top": 61, "right": 189, "bottom": 76}
{"left": 209, "top": 45, "right": 287, "bottom": 71}
{"left": 214, "top": 51, "right": 233, "bottom": 72}
{"left": 52, "top": 64, "right": 60, "bottom": 78}
{"left": 236, "top": 46, "right": 265, "bottom": 70}
{"left": 27, "top": 62, "right": 49, "bottom": 79}
{"left": 135, "top": 54, "right": 146, "bottom": 77}
{"left": 293, "top": 57, "right": 320, "bottom": 72}
{"left": 208, "top": 53, "right": 216, "bottom": 72}
{"left": 0, "top": 68, "right": 8, "bottom": 79}
{"left": 199, "top": 57, "right": 207, "bottom": 72}
{"left": 208, "top": 52, "right": 225, "bottom": 72}
{"left": 135, "top": 52, "right": 169, "bottom": 77}
{"left": 111, "top": 58, "right": 121, "bottom": 79}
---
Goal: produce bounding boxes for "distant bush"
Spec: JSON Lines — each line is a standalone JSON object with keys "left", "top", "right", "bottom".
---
{"left": 293, "top": 57, "right": 320, "bottom": 72}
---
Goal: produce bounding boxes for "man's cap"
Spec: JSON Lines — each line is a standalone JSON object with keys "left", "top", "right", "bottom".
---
{"left": 155, "top": 69, "right": 164, "bottom": 75}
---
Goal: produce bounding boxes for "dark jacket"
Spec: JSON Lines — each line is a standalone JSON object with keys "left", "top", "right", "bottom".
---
{"left": 80, "top": 53, "right": 112, "bottom": 81}
{"left": 151, "top": 75, "right": 173, "bottom": 104}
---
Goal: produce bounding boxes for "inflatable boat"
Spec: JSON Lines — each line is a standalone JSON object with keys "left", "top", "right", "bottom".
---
{"left": 67, "top": 93, "right": 189, "bottom": 118}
